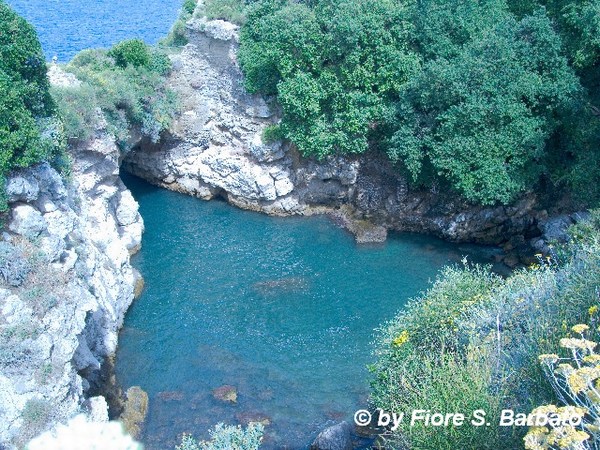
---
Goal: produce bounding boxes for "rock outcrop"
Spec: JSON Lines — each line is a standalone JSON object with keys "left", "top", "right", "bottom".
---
{"left": 310, "top": 421, "right": 353, "bottom": 450}
{"left": 123, "top": 14, "right": 557, "bottom": 257}
{"left": 0, "top": 115, "right": 143, "bottom": 447}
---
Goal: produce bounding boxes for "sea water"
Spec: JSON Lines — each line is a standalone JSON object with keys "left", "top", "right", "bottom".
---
{"left": 115, "top": 173, "right": 498, "bottom": 449}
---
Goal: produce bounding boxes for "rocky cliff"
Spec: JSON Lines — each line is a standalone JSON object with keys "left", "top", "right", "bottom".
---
{"left": 122, "top": 13, "right": 570, "bottom": 262}
{"left": 0, "top": 110, "right": 143, "bottom": 447}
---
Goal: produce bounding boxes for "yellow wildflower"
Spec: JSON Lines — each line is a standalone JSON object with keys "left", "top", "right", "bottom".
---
{"left": 572, "top": 324, "right": 590, "bottom": 334}
{"left": 567, "top": 372, "right": 588, "bottom": 394}
{"left": 589, "top": 305, "right": 599, "bottom": 316}
{"left": 559, "top": 338, "right": 597, "bottom": 351}
{"left": 555, "top": 427, "right": 589, "bottom": 448}
{"left": 555, "top": 363, "right": 575, "bottom": 377}
{"left": 583, "top": 354, "right": 600, "bottom": 364}
{"left": 392, "top": 330, "right": 409, "bottom": 347}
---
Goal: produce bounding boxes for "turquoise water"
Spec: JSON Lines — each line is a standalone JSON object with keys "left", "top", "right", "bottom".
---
{"left": 115, "top": 174, "right": 499, "bottom": 449}
{"left": 5, "top": 0, "right": 183, "bottom": 61}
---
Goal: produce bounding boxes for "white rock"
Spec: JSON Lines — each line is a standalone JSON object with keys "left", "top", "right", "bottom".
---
{"left": 275, "top": 177, "right": 294, "bottom": 197}
{"left": 6, "top": 173, "right": 40, "bottom": 202}
{"left": 115, "top": 191, "right": 139, "bottom": 227}
{"left": 86, "top": 397, "right": 109, "bottom": 423}
{"left": 47, "top": 65, "right": 81, "bottom": 88}
{"left": 8, "top": 204, "right": 46, "bottom": 238}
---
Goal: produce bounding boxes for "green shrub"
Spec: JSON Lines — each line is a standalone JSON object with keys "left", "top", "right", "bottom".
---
{"left": 204, "top": 0, "right": 249, "bottom": 24}
{"left": 370, "top": 213, "right": 600, "bottom": 449}
{"left": 183, "top": 0, "right": 197, "bottom": 15}
{"left": 261, "top": 124, "right": 283, "bottom": 143}
{"left": 51, "top": 84, "right": 99, "bottom": 141}
{"left": 375, "top": 349, "right": 509, "bottom": 450}
{"left": 0, "top": 0, "right": 54, "bottom": 116}
{"left": 162, "top": 0, "right": 198, "bottom": 47}
{"left": 0, "top": 2, "right": 66, "bottom": 211}
{"left": 19, "top": 398, "right": 54, "bottom": 446}
{"left": 108, "top": 39, "right": 151, "bottom": 69}
{"left": 176, "top": 423, "right": 264, "bottom": 450}
{"left": 148, "top": 50, "right": 173, "bottom": 76}
{"left": 22, "top": 398, "right": 52, "bottom": 427}
{"left": 55, "top": 44, "right": 177, "bottom": 148}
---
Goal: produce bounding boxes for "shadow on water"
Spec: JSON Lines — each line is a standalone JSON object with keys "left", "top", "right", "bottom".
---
{"left": 115, "top": 172, "right": 504, "bottom": 449}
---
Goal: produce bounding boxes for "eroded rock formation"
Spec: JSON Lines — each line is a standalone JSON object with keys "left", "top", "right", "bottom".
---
{"left": 123, "top": 14, "right": 569, "bottom": 260}
{"left": 0, "top": 115, "right": 143, "bottom": 447}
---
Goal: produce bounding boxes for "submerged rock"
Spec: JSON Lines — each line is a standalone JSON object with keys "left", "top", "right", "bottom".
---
{"left": 311, "top": 421, "right": 353, "bottom": 450}
{"left": 235, "top": 411, "right": 271, "bottom": 427}
{"left": 120, "top": 386, "right": 149, "bottom": 439}
{"left": 212, "top": 385, "right": 238, "bottom": 404}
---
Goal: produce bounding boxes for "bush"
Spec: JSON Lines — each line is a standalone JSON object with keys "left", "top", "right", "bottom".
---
{"left": 0, "top": 2, "right": 66, "bottom": 211}
{"left": 176, "top": 423, "right": 264, "bottom": 450}
{"left": 162, "top": 0, "right": 198, "bottom": 47}
{"left": 203, "top": 0, "right": 249, "bottom": 24}
{"left": 183, "top": 0, "right": 197, "bottom": 15}
{"left": 51, "top": 84, "right": 99, "bottom": 141}
{"left": 261, "top": 124, "right": 283, "bottom": 143}
{"left": 54, "top": 43, "right": 177, "bottom": 148}
{"left": 370, "top": 212, "right": 600, "bottom": 449}
{"left": 108, "top": 39, "right": 151, "bottom": 69}
{"left": 0, "top": 0, "right": 54, "bottom": 116}
{"left": 0, "top": 241, "right": 31, "bottom": 286}
{"left": 19, "top": 398, "right": 54, "bottom": 447}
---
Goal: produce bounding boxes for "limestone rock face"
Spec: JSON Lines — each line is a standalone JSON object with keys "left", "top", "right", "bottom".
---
{"left": 123, "top": 18, "right": 301, "bottom": 215}
{"left": 0, "top": 123, "right": 143, "bottom": 447}
{"left": 122, "top": 15, "right": 549, "bottom": 248}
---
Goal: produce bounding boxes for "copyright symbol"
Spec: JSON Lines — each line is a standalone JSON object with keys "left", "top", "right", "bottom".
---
{"left": 354, "top": 409, "right": 372, "bottom": 426}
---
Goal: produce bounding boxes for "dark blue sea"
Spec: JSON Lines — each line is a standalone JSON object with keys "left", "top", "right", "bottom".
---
{"left": 5, "top": 0, "right": 184, "bottom": 61}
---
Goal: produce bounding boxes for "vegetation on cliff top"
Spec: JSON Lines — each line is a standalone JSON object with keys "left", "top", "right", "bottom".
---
{"left": 211, "top": 0, "right": 600, "bottom": 207}
{"left": 0, "top": 0, "right": 67, "bottom": 211}
{"left": 52, "top": 39, "right": 177, "bottom": 149}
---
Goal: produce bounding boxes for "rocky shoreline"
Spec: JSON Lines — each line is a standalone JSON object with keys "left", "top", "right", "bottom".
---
{"left": 123, "top": 14, "right": 584, "bottom": 268}
{"left": 0, "top": 112, "right": 143, "bottom": 447}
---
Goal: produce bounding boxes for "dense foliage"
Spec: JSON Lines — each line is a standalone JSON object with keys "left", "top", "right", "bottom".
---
{"left": 52, "top": 41, "right": 177, "bottom": 148}
{"left": 236, "top": 0, "right": 600, "bottom": 206}
{"left": 0, "top": 1, "right": 65, "bottom": 210}
{"left": 176, "top": 423, "right": 264, "bottom": 450}
{"left": 370, "top": 211, "right": 600, "bottom": 449}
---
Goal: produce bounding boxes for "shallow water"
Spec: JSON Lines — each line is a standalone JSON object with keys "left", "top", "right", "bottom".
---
{"left": 115, "top": 173, "right": 499, "bottom": 449}
{"left": 5, "top": 0, "right": 183, "bottom": 61}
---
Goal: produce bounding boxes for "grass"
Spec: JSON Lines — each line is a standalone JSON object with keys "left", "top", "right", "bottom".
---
{"left": 202, "top": 0, "right": 249, "bottom": 24}
{"left": 370, "top": 210, "right": 600, "bottom": 449}
{"left": 51, "top": 43, "right": 177, "bottom": 150}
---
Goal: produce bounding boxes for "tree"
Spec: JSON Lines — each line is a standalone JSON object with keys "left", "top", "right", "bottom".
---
{"left": 387, "top": 11, "right": 579, "bottom": 204}
{"left": 0, "top": 0, "right": 54, "bottom": 116}
{"left": 0, "top": 1, "right": 61, "bottom": 210}
{"left": 239, "top": 0, "right": 417, "bottom": 157}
